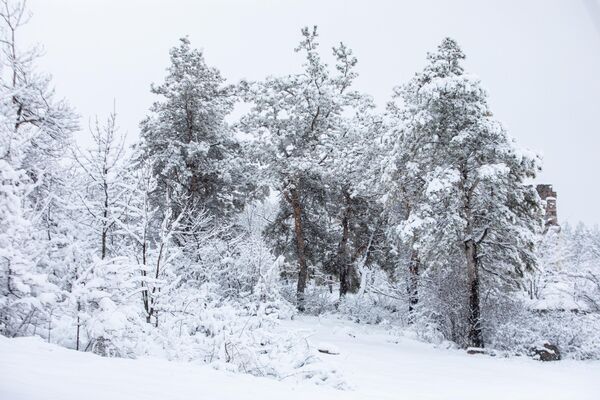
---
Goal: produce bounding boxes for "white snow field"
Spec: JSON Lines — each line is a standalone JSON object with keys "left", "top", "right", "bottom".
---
{"left": 1, "top": 316, "right": 599, "bottom": 400}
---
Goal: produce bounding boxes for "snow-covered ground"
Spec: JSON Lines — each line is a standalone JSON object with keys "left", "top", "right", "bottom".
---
{"left": 2, "top": 316, "right": 599, "bottom": 400}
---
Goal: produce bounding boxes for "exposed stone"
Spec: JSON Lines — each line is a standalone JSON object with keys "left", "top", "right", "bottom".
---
{"left": 466, "top": 347, "right": 486, "bottom": 355}
{"left": 531, "top": 342, "right": 561, "bottom": 361}
{"left": 317, "top": 342, "right": 340, "bottom": 355}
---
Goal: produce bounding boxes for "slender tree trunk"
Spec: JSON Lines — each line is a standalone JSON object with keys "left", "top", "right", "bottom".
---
{"left": 338, "top": 254, "right": 349, "bottom": 297}
{"left": 338, "top": 198, "right": 351, "bottom": 297}
{"left": 101, "top": 230, "right": 107, "bottom": 260}
{"left": 101, "top": 177, "right": 108, "bottom": 260}
{"left": 288, "top": 186, "right": 308, "bottom": 311}
{"left": 465, "top": 238, "right": 483, "bottom": 348}
{"left": 47, "top": 310, "right": 53, "bottom": 343}
{"left": 75, "top": 264, "right": 81, "bottom": 351}
{"left": 141, "top": 226, "right": 151, "bottom": 323}
{"left": 407, "top": 248, "right": 420, "bottom": 324}
{"left": 185, "top": 102, "right": 200, "bottom": 198}
{"left": 75, "top": 302, "right": 81, "bottom": 351}
{"left": 148, "top": 242, "right": 165, "bottom": 326}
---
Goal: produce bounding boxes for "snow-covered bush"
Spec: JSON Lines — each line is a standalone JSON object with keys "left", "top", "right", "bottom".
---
{"left": 337, "top": 283, "right": 404, "bottom": 325}
{"left": 487, "top": 307, "right": 600, "bottom": 360}
{"left": 123, "top": 279, "right": 348, "bottom": 387}
{"left": 62, "top": 257, "right": 143, "bottom": 357}
{"left": 482, "top": 222, "right": 600, "bottom": 360}
{"left": 287, "top": 283, "right": 337, "bottom": 316}
{"left": 0, "top": 160, "right": 57, "bottom": 338}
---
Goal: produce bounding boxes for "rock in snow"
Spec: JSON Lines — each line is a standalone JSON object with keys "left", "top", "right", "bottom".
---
{"left": 317, "top": 342, "right": 340, "bottom": 355}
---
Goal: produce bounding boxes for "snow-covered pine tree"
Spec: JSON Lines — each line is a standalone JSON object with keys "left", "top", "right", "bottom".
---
{"left": 385, "top": 38, "right": 543, "bottom": 347}
{"left": 325, "top": 100, "right": 390, "bottom": 298}
{"left": 381, "top": 93, "right": 430, "bottom": 322}
{"left": 240, "top": 27, "right": 365, "bottom": 310}
{"left": 139, "top": 37, "right": 257, "bottom": 228}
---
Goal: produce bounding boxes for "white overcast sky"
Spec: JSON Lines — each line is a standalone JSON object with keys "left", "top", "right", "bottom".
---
{"left": 20, "top": 0, "right": 600, "bottom": 226}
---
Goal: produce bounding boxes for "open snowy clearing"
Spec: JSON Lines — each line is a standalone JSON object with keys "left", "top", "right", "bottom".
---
{"left": 1, "top": 316, "right": 599, "bottom": 400}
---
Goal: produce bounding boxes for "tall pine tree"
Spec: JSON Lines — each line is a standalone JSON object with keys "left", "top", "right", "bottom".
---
{"left": 384, "top": 38, "right": 542, "bottom": 347}
{"left": 240, "top": 27, "right": 365, "bottom": 310}
{"left": 139, "top": 38, "right": 255, "bottom": 227}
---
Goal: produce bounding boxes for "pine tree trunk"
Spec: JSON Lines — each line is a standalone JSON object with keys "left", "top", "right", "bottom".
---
{"left": 407, "top": 248, "right": 420, "bottom": 324}
{"left": 101, "top": 230, "right": 107, "bottom": 260}
{"left": 465, "top": 238, "right": 484, "bottom": 348}
{"left": 339, "top": 266, "right": 350, "bottom": 297}
{"left": 288, "top": 187, "right": 308, "bottom": 312}
{"left": 338, "top": 198, "right": 351, "bottom": 298}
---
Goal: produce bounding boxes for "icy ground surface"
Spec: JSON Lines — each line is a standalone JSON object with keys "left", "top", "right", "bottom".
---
{"left": 1, "top": 315, "right": 599, "bottom": 399}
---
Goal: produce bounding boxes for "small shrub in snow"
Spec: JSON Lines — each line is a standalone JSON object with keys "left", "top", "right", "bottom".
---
{"left": 279, "top": 282, "right": 337, "bottom": 316}
{"left": 337, "top": 292, "right": 402, "bottom": 325}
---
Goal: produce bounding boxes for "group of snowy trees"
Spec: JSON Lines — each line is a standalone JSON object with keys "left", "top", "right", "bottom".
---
{"left": 2, "top": 0, "right": 599, "bottom": 365}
